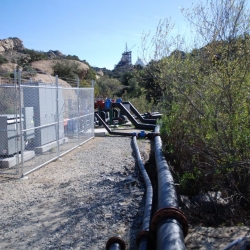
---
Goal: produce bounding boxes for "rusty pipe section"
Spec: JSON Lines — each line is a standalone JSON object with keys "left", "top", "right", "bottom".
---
{"left": 132, "top": 135, "right": 153, "bottom": 250}
{"left": 152, "top": 126, "right": 188, "bottom": 250}
{"left": 106, "top": 236, "right": 126, "bottom": 250}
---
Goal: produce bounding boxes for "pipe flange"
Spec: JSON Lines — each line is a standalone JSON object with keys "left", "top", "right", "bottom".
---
{"left": 106, "top": 236, "right": 126, "bottom": 250}
{"left": 152, "top": 132, "right": 160, "bottom": 139}
{"left": 151, "top": 207, "right": 189, "bottom": 237}
{"left": 136, "top": 230, "right": 152, "bottom": 247}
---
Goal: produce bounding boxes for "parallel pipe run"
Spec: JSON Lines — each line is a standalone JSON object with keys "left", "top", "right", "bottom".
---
{"left": 152, "top": 126, "right": 188, "bottom": 250}
{"left": 132, "top": 136, "right": 153, "bottom": 249}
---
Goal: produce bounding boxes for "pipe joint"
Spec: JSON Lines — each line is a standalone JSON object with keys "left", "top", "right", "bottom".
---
{"left": 151, "top": 207, "right": 188, "bottom": 237}
{"left": 146, "top": 132, "right": 160, "bottom": 140}
{"left": 132, "top": 132, "right": 137, "bottom": 137}
{"left": 106, "top": 236, "right": 126, "bottom": 250}
{"left": 136, "top": 230, "right": 152, "bottom": 247}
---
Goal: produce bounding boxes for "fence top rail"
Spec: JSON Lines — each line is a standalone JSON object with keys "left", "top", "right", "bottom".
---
{"left": 0, "top": 83, "right": 93, "bottom": 90}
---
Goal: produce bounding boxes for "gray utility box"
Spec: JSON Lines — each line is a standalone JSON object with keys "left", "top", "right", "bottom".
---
{"left": 23, "top": 82, "right": 64, "bottom": 147}
{"left": 0, "top": 115, "right": 24, "bottom": 157}
{"left": 22, "top": 107, "right": 35, "bottom": 141}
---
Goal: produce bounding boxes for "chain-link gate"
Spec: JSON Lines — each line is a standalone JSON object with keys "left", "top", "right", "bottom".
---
{"left": 0, "top": 70, "right": 94, "bottom": 177}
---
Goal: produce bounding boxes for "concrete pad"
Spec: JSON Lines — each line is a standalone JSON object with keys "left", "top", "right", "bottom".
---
{"left": 35, "top": 137, "right": 68, "bottom": 154}
{"left": 0, "top": 151, "right": 35, "bottom": 168}
{"left": 94, "top": 127, "right": 108, "bottom": 137}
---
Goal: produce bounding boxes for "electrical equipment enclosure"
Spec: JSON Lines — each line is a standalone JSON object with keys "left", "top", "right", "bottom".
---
{"left": 23, "top": 82, "right": 64, "bottom": 147}
{"left": 0, "top": 115, "right": 24, "bottom": 156}
{"left": 22, "top": 107, "right": 35, "bottom": 141}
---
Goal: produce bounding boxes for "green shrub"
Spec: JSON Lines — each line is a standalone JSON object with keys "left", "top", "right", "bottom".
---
{"left": 0, "top": 54, "right": 8, "bottom": 65}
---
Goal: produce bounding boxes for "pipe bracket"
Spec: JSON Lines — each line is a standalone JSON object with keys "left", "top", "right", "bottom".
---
{"left": 106, "top": 236, "right": 126, "bottom": 250}
{"left": 151, "top": 207, "right": 188, "bottom": 237}
{"left": 136, "top": 230, "right": 152, "bottom": 247}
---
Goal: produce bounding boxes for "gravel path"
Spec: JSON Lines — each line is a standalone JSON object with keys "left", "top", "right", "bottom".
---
{"left": 0, "top": 136, "right": 151, "bottom": 250}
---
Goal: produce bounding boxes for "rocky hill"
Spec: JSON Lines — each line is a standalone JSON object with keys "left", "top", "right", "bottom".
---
{"left": 0, "top": 37, "right": 98, "bottom": 82}
{"left": 0, "top": 37, "right": 24, "bottom": 52}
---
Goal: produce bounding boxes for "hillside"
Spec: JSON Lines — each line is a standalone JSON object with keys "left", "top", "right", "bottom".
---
{"left": 0, "top": 37, "right": 100, "bottom": 82}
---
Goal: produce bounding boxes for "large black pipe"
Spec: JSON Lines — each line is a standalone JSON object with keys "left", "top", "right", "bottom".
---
{"left": 132, "top": 136, "right": 153, "bottom": 250}
{"left": 106, "top": 236, "right": 126, "bottom": 250}
{"left": 152, "top": 126, "right": 188, "bottom": 250}
{"left": 95, "top": 113, "right": 134, "bottom": 136}
{"left": 122, "top": 101, "right": 157, "bottom": 124}
{"left": 112, "top": 102, "right": 156, "bottom": 130}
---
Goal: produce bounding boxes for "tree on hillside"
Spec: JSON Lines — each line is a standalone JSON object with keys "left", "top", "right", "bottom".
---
{"left": 0, "top": 54, "right": 8, "bottom": 65}
{"left": 80, "top": 67, "right": 96, "bottom": 87}
{"left": 23, "top": 49, "right": 48, "bottom": 62}
{"left": 52, "top": 60, "right": 82, "bottom": 81}
{"left": 95, "top": 76, "right": 123, "bottom": 98}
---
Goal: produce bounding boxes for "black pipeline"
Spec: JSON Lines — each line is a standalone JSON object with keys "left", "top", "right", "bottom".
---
{"left": 132, "top": 135, "right": 153, "bottom": 250}
{"left": 112, "top": 102, "right": 156, "bottom": 130}
{"left": 151, "top": 126, "right": 188, "bottom": 250}
{"left": 95, "top": 113, "right": 134, "bottom": 136}
{"left": 122, "top": 101, "right": 159, "bottom": 124}
{"left": 95, "top": 113, "right": 158, "bottom": 138}
{"left": 106, "top": 236, "right": 126, "bottom": 250}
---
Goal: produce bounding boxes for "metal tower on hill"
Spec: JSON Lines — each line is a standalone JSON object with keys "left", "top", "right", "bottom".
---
{"left": 115, "top": 43, "right": 135, "bottom": 68}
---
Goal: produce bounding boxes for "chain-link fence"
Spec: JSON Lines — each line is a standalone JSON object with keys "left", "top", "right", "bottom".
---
{"left": 0, "top": 70, "right": 94, "bottom": 177}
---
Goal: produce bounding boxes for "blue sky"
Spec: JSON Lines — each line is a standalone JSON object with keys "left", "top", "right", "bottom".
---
{"left": 1, "top": 0, "right": 200, "bottom": 70}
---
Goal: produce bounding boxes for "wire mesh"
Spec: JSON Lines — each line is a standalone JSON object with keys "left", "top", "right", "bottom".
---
{"left": 0, "top": 71, "right": 94, "bottom": 176}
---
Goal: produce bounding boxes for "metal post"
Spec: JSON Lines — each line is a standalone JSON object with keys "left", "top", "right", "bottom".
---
{"left": 77, "top": 77, "right": 80, "bottom": 145}
{"left": 14, "top": 69, "right": 20, "bottom": 174}
{"left": 91, "top": 82, "right": 94, "bottom": 135}
{"left": 18, "top": 70, "right": 24, "bottom": 178}
{"left": 55, "top": 75, "right": 60, "bottom": 158}
{"left": 110, "top": 108, "right": 113, "bottom": 125}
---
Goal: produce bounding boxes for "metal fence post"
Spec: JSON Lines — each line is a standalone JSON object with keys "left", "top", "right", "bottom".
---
{"left": 55, "top": 75, "right": 60, "bottom": 158}
{"left": 18, "top": 70, "right": 24, "bottom": 178}
{"left": 14, "top": 69, "right": 20, "bottom": 175}
{"left": 77, "top": 77, "right": 80, "bottom": 146}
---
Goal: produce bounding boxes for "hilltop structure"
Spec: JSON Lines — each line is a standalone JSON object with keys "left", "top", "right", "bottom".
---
{"left": 134, "top": 57, "right": 145, "bottom": 67}
{"left": 114, "top": 43, "right": 145, "bottom": 70}
{"left": 114, "top": 43, "right": 133, "bottom": 70}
